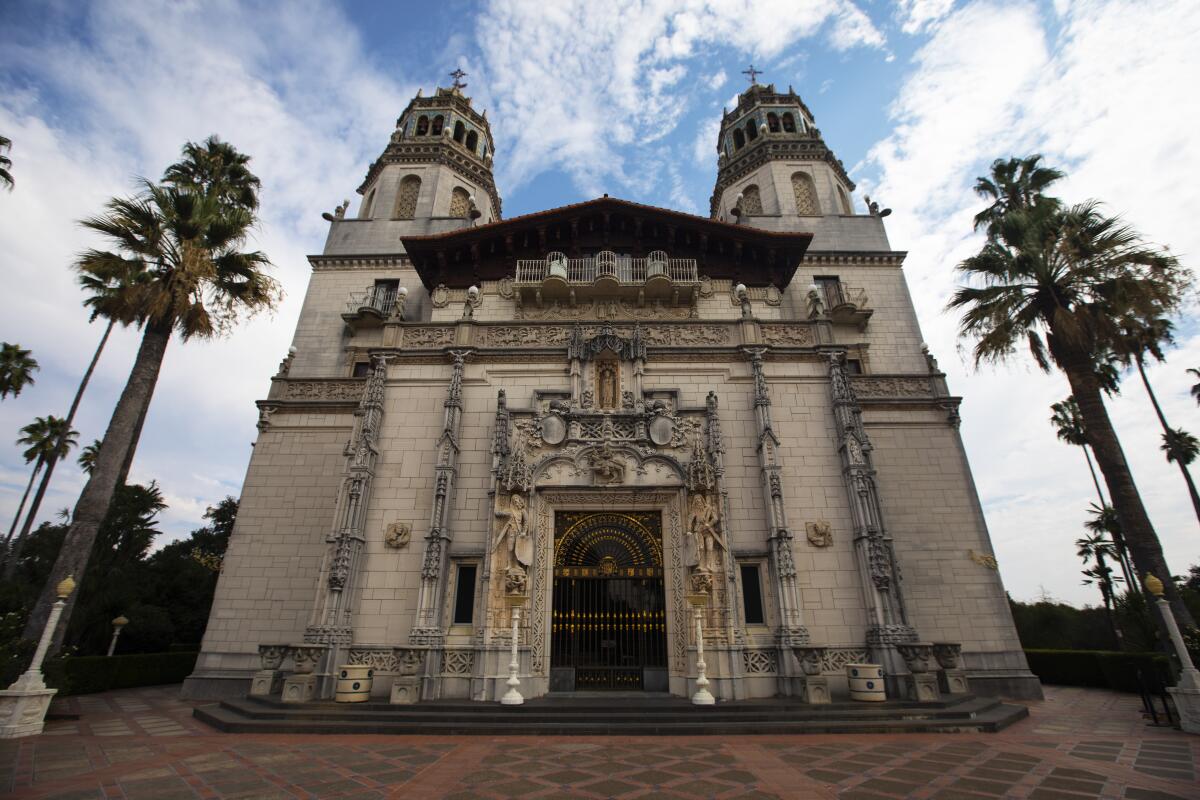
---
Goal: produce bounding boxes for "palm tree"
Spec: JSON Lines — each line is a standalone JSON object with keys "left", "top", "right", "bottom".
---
{"left": 23, "top": 137, "right": 278, "bottom": 647}
{"left": 1051, "top": 397, "right": 1107, "bottom": 503}
{"left": 1112, "top": 316, "right": 1200, "bottom": 525}
{"left": 1085, "top": 501, "right": 1138, "bottom": 598}
{"left": 0, "top": 134, "right": 12, "bottom": 190}
{"left": 972, "top": 154, "right": 1064, "bottom": 237}
{"left": 2, "top": 417, "right": 77, "bottom": 572}
{"left": 1077, "top": 529, "right": 1123, "bottom": 648}
{"left": 77, "top": 439, "right": 101, "bottom": 475}
{"left": 0, "top": 342, "right": 38, "bottom": 399}
{"left": 949, "top": 160, "right": 1194, "bottom": 629}
{"left": 1188, "top": 367, "right": 1200, "bottom": 406}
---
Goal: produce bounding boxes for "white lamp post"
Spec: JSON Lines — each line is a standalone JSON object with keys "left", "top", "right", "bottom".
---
{"left": 501, "top": 596, "right": 526, "bottom": 705}
{"left": 0, "top": 575, "right": 76, "bottom": 738}
{"left": 107, "top": 615, "right": 129, "bottom": 657}
{"left": 1145, "top": 574, "right": 1200, "bottom": 732}
{"left": 687, "top": 592, "right": 715, "bottom": 705}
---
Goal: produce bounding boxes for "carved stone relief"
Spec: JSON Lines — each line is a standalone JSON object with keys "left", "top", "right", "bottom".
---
{"left": 850, "top": 376, "right": 934, "bottom": 400}
{"left": 282, "top": 380, "right": 365, "bottom": 402}
{"left": 760, "top": 324, "right": 816, "bottom": 347}
{"left": 805, "top": 520, "right": 833, "bottom": 547}
{"left": 401, "top": 327, "right": 455, "bottom": 348}
{"left": 384, "top": 522, "right": 412, "bottom": 549}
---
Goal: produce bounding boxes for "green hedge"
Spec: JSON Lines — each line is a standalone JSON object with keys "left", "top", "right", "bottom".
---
{"left": 45, "top": 651, "right": 198, "bottom": 696}
{"left": 1025, "top": 649, "right": 1172, "bottom": 693}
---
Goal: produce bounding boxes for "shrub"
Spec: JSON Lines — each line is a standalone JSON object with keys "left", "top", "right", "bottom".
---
{"left": 1025, "top": 649, "right": 1172, "bottom": 693}
{"left": 46, "top": 651, "right": 198, "bottom": 696}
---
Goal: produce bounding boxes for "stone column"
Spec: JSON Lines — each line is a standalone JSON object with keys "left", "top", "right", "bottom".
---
{"left": 410, "top": 350, "right": 470, "bottom": 698}
{"left": 744, "top": 349, "right": 810, "bottom": 695}
{"left": 825, "top": 351, "right": 918, "bottom": 696}
{"left": 303, "top": 354, "right": 389, "bottom": 693}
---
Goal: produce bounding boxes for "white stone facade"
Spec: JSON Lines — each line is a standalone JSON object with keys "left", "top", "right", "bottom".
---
{"left": 183, "top": 84, "right": 1039, "bottom": 702}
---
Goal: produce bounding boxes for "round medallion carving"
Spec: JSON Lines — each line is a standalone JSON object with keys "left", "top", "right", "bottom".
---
{"left": 540, "top": 414, "right": 567, "bottom": 445}
{"left": 647, "top": 415, "right": 675, "bottom": 446}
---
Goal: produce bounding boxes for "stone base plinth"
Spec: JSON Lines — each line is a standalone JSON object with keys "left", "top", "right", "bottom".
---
{"left": 905, "top": 673, "right": 939, "bottom": 702}
{"left": 281, "top": 674, "right": 318, "bottom": 704}
{"left": 800, "top": 676, "right": 830, "bottom": 704}
{"left": 1168, "top": 686, "right": 1200, "bottom": 734}
{"left": 249, "top": 669, "right": 282, "bottom": 696}
{"left": 390, "top": 676, "right": 421, "bottom": 705}
{"left": 939, "top": 669, "right": 969, "bottom": 694}
{"left": 0, "top": 687, "right": 57, "bottom": 738}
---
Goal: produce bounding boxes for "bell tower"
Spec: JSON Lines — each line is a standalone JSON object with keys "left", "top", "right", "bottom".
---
{"left": 709, "top": 82, "right": 856, "bottom": 228}
{"left": 353, "top": 81, "right": 502, "bottom": 228}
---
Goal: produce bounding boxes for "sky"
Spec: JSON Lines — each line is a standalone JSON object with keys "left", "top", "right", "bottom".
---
{"left": 1, "top": 0, "right": 1198, "bottom": 607}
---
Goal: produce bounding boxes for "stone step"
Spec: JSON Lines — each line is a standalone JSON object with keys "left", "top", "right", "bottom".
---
{"left": 195, "top": 694, "right": 1028, "bottom": 735}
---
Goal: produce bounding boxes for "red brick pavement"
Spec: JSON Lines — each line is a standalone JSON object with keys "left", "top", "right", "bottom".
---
{"left": 0, "top": 684, "right": 1194, "bottom": 799}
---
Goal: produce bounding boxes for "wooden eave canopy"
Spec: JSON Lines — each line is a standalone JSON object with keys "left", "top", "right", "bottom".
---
{"left": 401, "top": 196, "right": 813, "bottom": 291}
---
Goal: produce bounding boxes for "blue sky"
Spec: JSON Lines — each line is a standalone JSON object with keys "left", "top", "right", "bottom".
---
{"left": 1, "top": 0, "right": 1198, "bottom": 606}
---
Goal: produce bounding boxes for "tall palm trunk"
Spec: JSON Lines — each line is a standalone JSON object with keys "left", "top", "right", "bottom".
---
{"left": 1095, "top": 550, "right": 1123, "bottom": 649}
{"left": 3, "top": 321, "right": 113, "bottom": 579}
{"left": 1055, "top": 342, "right": 1195, "bottom": 633}
{"left": 22, "top": 325, "right": 169, "bottom": 649}
{"left": 1080, "top": 444, "right": 1106, "bottom": 505}
{"left": 3, "top": 459, "right": 43, "bottom": 549}
{"left": 1135, "top": 355, "right": 1200, "bottom": 525}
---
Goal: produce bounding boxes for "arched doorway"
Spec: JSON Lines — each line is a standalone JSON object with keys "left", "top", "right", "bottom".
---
{"left": 550, "top": 511, "right": 668, "bottom": 691}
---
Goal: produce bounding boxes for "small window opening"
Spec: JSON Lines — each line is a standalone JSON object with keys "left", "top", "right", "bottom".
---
{"left": 416, "top": 115, "right": 429, "bottom": 136}
{"left": 733, "top": 129, "right": 746, "bottom": 149}
{"left": 453, "top": 120, "right": 465, "bottom": 143}
{"left": 845, "top": 358, "right": 864, "bottom": 375}
{"left": 782, "top": 112, "right": 796, "bottom": 133}
{"left": 740, "top": 564, "right": 765, "bottom": 625}
{"left": 352, "top": 361, "right": 372, "bottom": 378}
{"left": 767, "top": 112, "right": 780, "bottom": 133}
{"left": 745, "top": 119, "right": 758, "bottom": 141}
{"left": 465, "top": 130, "right": 478, "bottom": 152}
{"left": 431, "top": 115, "right": 444, "bottom": 136}
{"left": 453, "top": 564, "right": 477, "bottom": 624}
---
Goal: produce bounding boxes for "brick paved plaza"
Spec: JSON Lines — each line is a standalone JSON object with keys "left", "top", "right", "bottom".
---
{"left": 0, "top": 685, "right": 1195, "bottom": 799}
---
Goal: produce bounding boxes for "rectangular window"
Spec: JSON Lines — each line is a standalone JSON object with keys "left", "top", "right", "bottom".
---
{"left": 814, "top": 275, "right": 844, "bottom": 308}
{"left": 352, "top": 361, "right": 371, "bottom": 378}
{"left": 452, "top": 564, "right": 477, "bottom": 625}
{"left": 845, "top": 358, "right": 863, "bottom": 375}
{"left": 740, "top": 564, "right": 765, "bottom": 625}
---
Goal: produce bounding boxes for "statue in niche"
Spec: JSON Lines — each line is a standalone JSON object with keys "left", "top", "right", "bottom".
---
{"left": 596, "top": 361, "right": 619, "bottom": 410}
{"left": 493, "top": 494, "right": 532, "bottom": 593}
{"left": 686, "top": 493, "right": 726, "bottom": 574}
{"left": 588, "top": 443, "right": 625, "bottom": 485}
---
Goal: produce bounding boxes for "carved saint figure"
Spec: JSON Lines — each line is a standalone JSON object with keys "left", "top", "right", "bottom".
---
{"left": 597, "top": 362, "right": 618, "bottom": 409}
{"left": 493, "top": 494, "right": 532, "bottom": 572}
{"left": 588, "top": 443, "right": 625, "bottom": 484}
{"left": 686, "top": 493, "right": 726, "bottom": 573}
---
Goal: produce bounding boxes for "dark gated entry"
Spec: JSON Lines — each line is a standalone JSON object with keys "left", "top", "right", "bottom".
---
{"left": 550, "top": 511, "right": 668, "bottom": 691}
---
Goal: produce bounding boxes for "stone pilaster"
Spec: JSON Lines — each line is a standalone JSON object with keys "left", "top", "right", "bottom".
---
{"left": 743, "top": 349, "right": 809, "bottom": 690}
{"left": 410, "top": 350, "right": 470, "bottom": 697}
{"left": 303, "top": 355, "right": 388, "bottom": 693}
{"left": 826, "top": 351, "right": 918, "bottom": 696}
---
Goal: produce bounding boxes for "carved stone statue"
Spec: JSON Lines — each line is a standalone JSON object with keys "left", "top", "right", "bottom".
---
{"left": 334, "top": 199, "right": 348, "bottom": 219}
{"left": 493, "top": 494, "right": 532, "bottom": 579}
{"left": 597, "top": 362, "right": 618, "bottom": 409}
{"left": 588, "top": 443, "right": 625, "bottom": 485}
{"left": 805, "top": 520, "right": 833, "bottom": 548}
{"left": 686, "top": 493, "right": 726, "bottom": 574}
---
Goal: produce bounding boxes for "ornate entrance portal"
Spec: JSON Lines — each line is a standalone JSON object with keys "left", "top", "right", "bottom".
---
{"left": 550, "top": 511, "right": 668, "bottom": 692}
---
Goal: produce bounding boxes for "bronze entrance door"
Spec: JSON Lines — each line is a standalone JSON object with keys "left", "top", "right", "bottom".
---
{"left": 550, "top": 511, "right": 668, "bottom": 692}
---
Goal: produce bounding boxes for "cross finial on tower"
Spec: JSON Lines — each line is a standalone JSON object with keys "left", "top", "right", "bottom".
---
{"left": 742, "top": 64, "right": 761, "bottom": 84}
{"left": 450, "top": 68, "right": 468, "bottom": 90}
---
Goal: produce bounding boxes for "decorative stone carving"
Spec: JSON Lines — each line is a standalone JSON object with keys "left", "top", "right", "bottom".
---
{"left": 969, "top": 549, "right": 998, "bottom": 569}
{"left": 587, "top": 443, "right": 625, "bottom": 485}
{"left": 931, "top": 643, "right": 962, "bottom": 670}
{"left": 431, "top": 284, "right": 451, "bottom": 308}
{"left": 258, "top": 644, "right": 289, "bottom": 671}
{"left": 759, "top": 324, "right": 815, "bottom": 347}
{"left": 384, "top": 522, "right": 411, "bottom": 549}
{"left": 896, "top": 643, "right": 936, "bottom": 674}
{"left": 504, "top": 568, "right": 527, "bottom": 596}
{"left": 851, "top": 376, "right": 933, "bottom": 400}
{"left": 442, "top": 650, "right": 475, "bottom": 676}
{"left": 402, "top": 327, "right": 455, "bottom": 348}
{"left": 805, "top": 520, "right": 833, "bottom": 547}
{"left": 497, "top": 276, "right": 514, "bottom": 299}
{"left": 539, "top": 413, "right": 567, "bottom": 445}
{"left": 283, "top": 380, "right": 366, "bottom": 402}
{"left": 866, "top": 624, "right": 919, "bottom": 646}
{"left": 392, "top": 648, "right": 424, "bottom": 676}
{"left": 518, "top": 299, "right": 692, "bottom": 321}
{"left": 291, "top": 645, "right": 326, "bottom": 674}
{"left": 905, "top": 672, "right": 940, "bottom": 702}
{"left": 742, "top": 649, "right": 778, "bottom": 675}
{"left": 794, "top": 646, "right": 826, "bottom": 677}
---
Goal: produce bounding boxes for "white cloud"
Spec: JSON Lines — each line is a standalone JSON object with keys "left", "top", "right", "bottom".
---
{"left": 859, "top": 0, "right": 1200, "bottom": 604}
{"left": 0, "top": 0, "right": 412, "bottom": 544}
{"left": 895, "top": 0, "right": 957, "bottom": 33}
{"left": 706, "top": 69, "right": 728, "bottom": 90}
{"left": 477, "top": 0, "right": 885, "bottom": 195}
{"left": 692, "top": 117, "right": 721, "bottom": 168}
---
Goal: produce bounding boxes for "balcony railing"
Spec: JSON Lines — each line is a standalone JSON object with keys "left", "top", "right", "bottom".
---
{"left": 815, "top": 281, "right": 871, "bottom": 329}
{"left": 342, "top": 287, "right": 398, "bottom": 331}
{"left": 514, "top": 251, "right": 699, "bottom": 287}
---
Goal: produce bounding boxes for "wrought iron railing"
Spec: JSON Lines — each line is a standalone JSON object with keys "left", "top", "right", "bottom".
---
{"left": 514, "top": 251, "right": 699, "bottom": 286}
{"left": 344, "top": 287, "right": 398, "bottom": 317}
{"left": 817, "top": 282, "right": 869, "bottom": 312}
